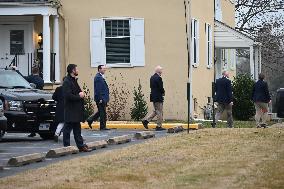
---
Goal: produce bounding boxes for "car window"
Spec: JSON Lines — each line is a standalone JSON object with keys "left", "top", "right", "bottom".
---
{"left": 0, "top": 71, "right": 31, "bottom": 89}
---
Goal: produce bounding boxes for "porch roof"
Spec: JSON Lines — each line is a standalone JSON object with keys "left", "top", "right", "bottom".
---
{"left": 0, "top": 0, "right": 59, "bottom": 15}
{"left": 214, "top": 20, "right": 257, "bottom": 49}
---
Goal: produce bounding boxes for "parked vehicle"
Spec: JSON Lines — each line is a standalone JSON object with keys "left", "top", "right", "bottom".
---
{"left": 0, "top": 100, "right": 7, "bottom": 141}
{"left": 0, "top": 69, "right": 56, "bottom": 140}
{"left": 276, "top": 88, "right": 284, "bottom": 118}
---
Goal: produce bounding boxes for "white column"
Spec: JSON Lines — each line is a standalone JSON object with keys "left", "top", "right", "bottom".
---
{"left": 43, "top": 14, "right": 51, "bottom": 83}
{"left": 254, "top": 46, "right": 259, "bottom": 78}
{"left": 249, "top": 46, "right": 255, "bottom": 80}
{"left": 259, "top": 46, "right": 262, "bottom": 74}
{"left": 53, "top": 15, "right": 60, "bottom": 83}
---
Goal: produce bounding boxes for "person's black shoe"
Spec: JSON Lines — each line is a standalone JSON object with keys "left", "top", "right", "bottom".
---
{"left": 155, "top": 127, "right": 166, "bottom": 131}
{"left": 260, "top": 123, "right": 268, "bottom": 128}
{"left": 87, "top": 120, "right": 93, "bottom": 129}
{"left": 28, "top": 133, "right": 36, "bottom": 137}
{"left": 100, "top": 128, "right": 110, "bottom": 131}
{"left": 142, "top": 120, "right": 149, "bottom": 129}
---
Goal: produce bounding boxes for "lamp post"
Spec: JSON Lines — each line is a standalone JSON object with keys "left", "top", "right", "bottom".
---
{"left": 184, "top": 0, "right": 192, "bottom": 133}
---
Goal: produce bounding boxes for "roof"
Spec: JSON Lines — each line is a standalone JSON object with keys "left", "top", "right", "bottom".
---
{"left": 0, "top": 0, "right": 61, "bottom": 7}
{"left": 214, "top": 20, "right": 258, "bottom": 48}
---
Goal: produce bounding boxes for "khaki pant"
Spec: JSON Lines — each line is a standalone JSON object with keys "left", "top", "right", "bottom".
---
{"left": 144, "top": 102, "right": 163, "bottom": 127}
{"left": 215, "top": 103, "right": 233, "bottom": 128}
{"left": 254, "top": 102, "right": 269, "bottom": 127}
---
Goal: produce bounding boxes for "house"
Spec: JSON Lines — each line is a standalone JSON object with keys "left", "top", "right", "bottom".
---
{"left": 0, "top": 0, "right": 261, "bottom": 120}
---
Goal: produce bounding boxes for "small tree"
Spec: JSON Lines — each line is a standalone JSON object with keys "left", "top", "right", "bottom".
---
{"left": 232, "top": 74, "right": 255, "bottom": 120}
{"left": 83, "top": 83, "right": 94, "bottom": 121}
{"left": 130, "top": 79, "right": 148, "bottom": 121}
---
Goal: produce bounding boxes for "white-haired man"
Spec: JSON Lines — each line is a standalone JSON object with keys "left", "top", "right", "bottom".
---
{"left": 142, "top": 66, "right": 166, "bottom": 131}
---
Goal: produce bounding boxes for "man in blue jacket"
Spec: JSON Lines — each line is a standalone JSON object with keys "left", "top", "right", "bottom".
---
{"left": 252, "top": 73, "right": 271, "bottom": 128}
{"left": 87, "top": 65, "right": 110, "bottom": 130}
{"left": 214, "top": 71, "right": 233, "bottom": 128}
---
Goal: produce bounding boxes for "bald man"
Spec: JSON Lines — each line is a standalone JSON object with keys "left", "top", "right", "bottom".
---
{"left": 214, "top": 71, "right": 233, "bottom": 128}
{"left": 142, "top": 66, "right": 166, "bottom": 131}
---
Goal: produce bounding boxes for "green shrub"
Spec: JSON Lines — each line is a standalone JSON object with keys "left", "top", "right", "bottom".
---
{"left": 232, "top": 74, "right": 255, "bottom": 120}
{"left": 130, "top": 79, "right": 148, "bottom": 121}
{"left": 83, "top": 83, "right": 94, "bottom": 121}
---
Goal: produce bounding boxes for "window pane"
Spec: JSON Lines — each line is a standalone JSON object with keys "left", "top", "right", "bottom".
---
{"left": 106, "top": 37, "right": 130, "bottom": 64}
{"left": 105, "top": 20, "right": 130, "bottom": 37}
{"left": 10, "top": 30, "right": 25, "bottom": 55}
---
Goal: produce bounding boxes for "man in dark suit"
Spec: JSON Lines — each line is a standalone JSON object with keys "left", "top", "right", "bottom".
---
{"left": 87, "top": 65, "right": 110, "bottom": 130}
{"left": 26, "top": 67, "right": 44, "bottom": 90}
{"left": 142, "top": 66, "right": 166, "bottom": 131}
{"left": 26, "top": 67, "right": 44, "bottom": 137}
{"left": 62, "top": 64, "right": 91, "bottom": 152}
{"left": 214, "top": 71, "right": 233, "bottom": 128}
{"left": 252, "top": 73, "right": 271, "bottom": 128}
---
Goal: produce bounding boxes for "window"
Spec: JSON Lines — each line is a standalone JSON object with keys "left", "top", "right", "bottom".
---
{"left": 10, "top": 30, "right": 25, "bottom": 55}
{"left": 105, "top": 20, "right": 130, "bottom": 64}
{"left": 191, "top": 19, "right": 199, "bottom": 67}
{"left": 205, "top": 23, "right": 213, "bottom": 68}
{"left": 90, "top": 18, "right": 145, "bottom": 67}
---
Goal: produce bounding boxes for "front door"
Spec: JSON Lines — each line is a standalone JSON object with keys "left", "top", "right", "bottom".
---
{"left": 0, "top": 24, "right": 33, "bottom": 76}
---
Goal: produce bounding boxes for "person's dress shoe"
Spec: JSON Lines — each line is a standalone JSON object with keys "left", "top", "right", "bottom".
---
{"left": 79, "top": 146, "right": 92, "bottom": 152}
{"left": 87, "top": 120, "right": 93, "bottom": 129}
{"left": 28, "top": 133, "right": 36, "bottom": 137}
{"left": 100, "top": 128, "right": 110, "bottom": 131}
{"left": 155, "top": 127, "right": 166, "bottom": 131}
{"left": 142, "top": 120, "right": 149, "bottom": 129}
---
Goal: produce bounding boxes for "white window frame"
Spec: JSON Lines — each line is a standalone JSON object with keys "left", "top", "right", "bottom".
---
{"left": 90, "top": 17, "right": 145, "bottom": 68}
{"left": 191, "top": 18, "right": 199, "bottom": 68}
{"left": 103, "top": 17, "right": 132, "bottom": 67}
{"left": 205, "top": 23, "right": 213, "bottom": 69}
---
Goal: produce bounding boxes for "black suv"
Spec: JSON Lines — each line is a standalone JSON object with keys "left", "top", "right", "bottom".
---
{"left": 0, "top": 100, "right": 7, "bottom": 140}
{"left": 0, "top": 69, "right": 56, "bottom": 140}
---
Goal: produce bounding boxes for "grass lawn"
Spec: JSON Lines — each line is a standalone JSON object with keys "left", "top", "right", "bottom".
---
{"left": 1, "top": 127, "right": 283, "bottom": 189}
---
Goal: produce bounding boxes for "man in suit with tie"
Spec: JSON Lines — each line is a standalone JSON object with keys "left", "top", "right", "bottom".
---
{"left": 214, "top": 71, "right": 233, "bottom": 128}
{"left": 87, "top": 65, "right": 110, "bottom": 130}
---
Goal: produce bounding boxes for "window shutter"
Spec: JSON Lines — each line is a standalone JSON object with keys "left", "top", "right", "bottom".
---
{"left": 191, "top": 19, "right": 194, "bottom": 67}
{"left": 209, "top": 24, "right": 213, "bottom": 68}
{"left": 90, "top": 19, "right": 104, "bottom": 67}
{"left": 131, "top": 18, "right": 145, "bottom": 67}
{"left": 196, "top": 20, "right": 200, "bottom": 66}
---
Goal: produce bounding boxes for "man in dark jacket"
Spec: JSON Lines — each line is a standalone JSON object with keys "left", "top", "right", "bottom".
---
{"left": 252, "top": 73, "right": 271, "bottom": 128}
{"left": 62, "top": 64, "right": 90, "bottom": 152}
{"left": 52, "top": 84, "right": 64, "bottom": 142}
{"left": 214, "top": 71, "right": 233, "bottom": 128}
{"left": 142, "top": 66, "right": 166, "bottom": 131}
{"left": 26, "top": 67, "right": 44, "bottom": 137}
{"left": 26, "top": 67, "right": 44, "bottom": 90}
{"left": 87, "top": 65, "right": 110, "bottom": 130}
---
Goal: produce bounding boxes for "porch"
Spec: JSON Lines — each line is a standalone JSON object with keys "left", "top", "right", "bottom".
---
{"left": 214, "top": 20, "right": 261, "bottom": 80}
{"left": 0, "top": 1, "right": 61, "bottom": 83}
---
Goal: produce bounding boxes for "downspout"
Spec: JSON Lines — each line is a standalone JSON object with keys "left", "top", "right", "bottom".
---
{"left": 184, "top": 0, "right": 192, "bottom": 133}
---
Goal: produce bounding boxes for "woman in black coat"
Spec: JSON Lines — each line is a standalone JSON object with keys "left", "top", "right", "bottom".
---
{"left": 52, "top": 85, "right": 64, "bottom": 141}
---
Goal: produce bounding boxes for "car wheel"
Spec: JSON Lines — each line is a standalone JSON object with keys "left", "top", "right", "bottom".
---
{"left": 39, "top": 133, "right": 54, "bottom": 140}
{"left": 0, "top": 130, "right": 5, "bottom": 141}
